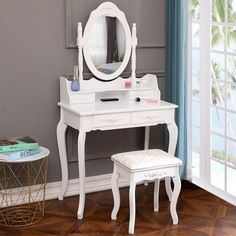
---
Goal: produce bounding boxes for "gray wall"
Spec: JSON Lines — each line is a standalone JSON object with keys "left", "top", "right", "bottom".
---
{"left": 0, "top": 0, "right": 165, "bottom": 182}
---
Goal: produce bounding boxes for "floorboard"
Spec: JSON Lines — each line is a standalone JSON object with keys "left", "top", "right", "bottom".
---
{"left": 0, "top": 181, "right": 236, "bottom": 235}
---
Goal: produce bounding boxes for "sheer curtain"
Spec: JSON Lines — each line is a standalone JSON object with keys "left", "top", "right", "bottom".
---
{"left": 165, "top": 0, "right": 188, "bottom": 178}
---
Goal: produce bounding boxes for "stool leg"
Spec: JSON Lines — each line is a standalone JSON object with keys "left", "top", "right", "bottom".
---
{"left": 129, "top": 178, "right": 136, "bottom": 234}
{"left": 170, "top": 171, "right": 181, "bottom": 224}
{"left": 111, "top": 166, "right": 120, "bottom": 220}
{"left": 165, "top": 177, "right": 172, "bottom": 201}
{"left": 154, "top": 179, "right": 160, "bottom": 212}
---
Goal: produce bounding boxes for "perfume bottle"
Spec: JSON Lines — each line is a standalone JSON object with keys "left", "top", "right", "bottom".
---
{"left": 71, "top": 65, "right": 80, "bottom": 91}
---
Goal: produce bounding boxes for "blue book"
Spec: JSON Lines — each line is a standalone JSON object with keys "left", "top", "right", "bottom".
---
{"left": 0, "top": 136, "right": 38, "bottom": 153}
{"left": 0, "top": 148, "right": 40, "bottom": 161}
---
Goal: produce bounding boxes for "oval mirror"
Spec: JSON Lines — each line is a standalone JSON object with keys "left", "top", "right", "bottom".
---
{"left": 83, "top": 2, "right": 131, "bottom": 81}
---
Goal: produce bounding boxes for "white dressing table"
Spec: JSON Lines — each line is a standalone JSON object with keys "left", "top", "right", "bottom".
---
{"left": 57, "top": 2, "right": 178, "bottom": 219}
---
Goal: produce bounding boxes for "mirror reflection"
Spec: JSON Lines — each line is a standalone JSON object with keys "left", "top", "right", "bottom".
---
{"left": 88, "top": 16, "right": 126, "bottom": 75}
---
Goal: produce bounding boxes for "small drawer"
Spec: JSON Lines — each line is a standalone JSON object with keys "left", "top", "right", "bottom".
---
{"left": 94, "top": 113, "right": 130, "bottom": 127}
{"left": 70, "top": 93, "right": 95, "bottom": 104}
{"left": 131, "top": 110, "right": 169, "bottom": 124}
{"left": 129, "top": 89, "right": 155, "bottom": 100}
{"left": 134, "top": 167, "right": 176, "bottom": 182}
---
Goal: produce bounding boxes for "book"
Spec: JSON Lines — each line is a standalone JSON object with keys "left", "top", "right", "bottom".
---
{"left": 0, "top": 148, "right": 41, "bottom": 161}
{"left": 0, "top": 137, "right": 38, "bottom": 153}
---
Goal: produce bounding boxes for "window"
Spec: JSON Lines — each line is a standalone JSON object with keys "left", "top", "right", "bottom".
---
{"left": 189, "top": 0, "right": 236, "bottom": 204}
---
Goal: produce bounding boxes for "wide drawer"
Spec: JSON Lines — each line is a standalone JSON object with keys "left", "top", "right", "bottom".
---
{"left": 131, "top": 110, "right": 171, "bottom": 124}
{"left": 94, "top": 113, "right": 130, "bottom": 127}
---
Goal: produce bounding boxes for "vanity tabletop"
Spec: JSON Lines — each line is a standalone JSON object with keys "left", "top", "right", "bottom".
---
{"left": 58, "top": 100, "right": 178, "bottom": 116}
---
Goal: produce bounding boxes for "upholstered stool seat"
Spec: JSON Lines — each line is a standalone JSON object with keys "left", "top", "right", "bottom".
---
{"left": 111, "top": 149, "right": 182, "bottom": 234}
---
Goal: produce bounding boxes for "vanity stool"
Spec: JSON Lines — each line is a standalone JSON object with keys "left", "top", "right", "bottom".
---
{"left": 110, "top": 149, "right": 182, "bottom": 234}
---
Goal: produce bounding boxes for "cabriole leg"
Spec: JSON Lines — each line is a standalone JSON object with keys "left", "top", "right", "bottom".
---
{"left": 77, "top": 130, "right": 86, "bottom": 219}
{"left": 166, "top": 122, "right": 178, "bottom": 201}
{"left": 111, "top": 165, "right": 120, "bottom": 220}
{"left": 57, "top": 119, "right": 68, "bottom": 200}
{"left": 170, "top": 169, "right": 181, "bottom": 224}
{"left": 165, "top": 177, "right": 172, "bottom": 201}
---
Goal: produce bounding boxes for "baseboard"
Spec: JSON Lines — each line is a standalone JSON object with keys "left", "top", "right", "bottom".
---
{"left": 192, "top": 177, "right": 236, "bottom": 206}
{"left": 45, "top": 173, "right": 130, "bottom": 200}
{"left": 0, "top": 174, "right": 130, "bottom": 207}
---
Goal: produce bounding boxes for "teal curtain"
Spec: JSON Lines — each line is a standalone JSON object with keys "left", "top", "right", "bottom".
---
{"left": 165, "top": 0, "right": 187, "bottom": 178}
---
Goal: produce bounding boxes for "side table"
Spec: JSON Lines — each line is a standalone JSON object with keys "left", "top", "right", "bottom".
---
{"left": 0, "top": 146, "right": 49, "bottom": 227}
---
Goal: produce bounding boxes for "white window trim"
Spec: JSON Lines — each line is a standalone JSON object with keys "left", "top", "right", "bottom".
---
{"left": 189, "top": 0, "right": 236, "bottom": 205}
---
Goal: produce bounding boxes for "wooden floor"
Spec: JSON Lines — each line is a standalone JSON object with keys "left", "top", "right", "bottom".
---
{"left": 0, "top": 181, "right": 236, "bottom": 235}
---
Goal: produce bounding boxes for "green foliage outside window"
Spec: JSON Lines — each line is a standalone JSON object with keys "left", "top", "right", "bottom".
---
{"left": 192, "top": 0, "right": 236, "bottom": 166}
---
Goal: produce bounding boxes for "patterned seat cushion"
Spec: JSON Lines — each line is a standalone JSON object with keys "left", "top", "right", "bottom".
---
{"left": 111, "top": 149, "right": 182, "bottom": 171}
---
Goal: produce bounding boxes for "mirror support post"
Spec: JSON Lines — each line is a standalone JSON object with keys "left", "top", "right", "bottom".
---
{"left": 131, "top": 23, "right": 137, "bottom": 86}
{"left": 77, "top": 22, "right": 83, "bottom": 81}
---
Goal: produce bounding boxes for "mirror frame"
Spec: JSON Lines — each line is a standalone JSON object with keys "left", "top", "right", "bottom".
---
{"left": 83, "top": 2, "right": 132, "bottom": 81}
